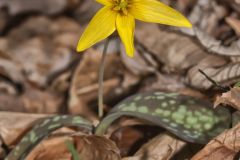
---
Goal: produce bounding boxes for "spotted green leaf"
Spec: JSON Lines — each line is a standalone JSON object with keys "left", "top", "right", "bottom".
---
{"left": 5, "top": 115, "right": 93, "bottom": 160}
{"left": 95, "top": 92, "right": 231, "bottom": 144}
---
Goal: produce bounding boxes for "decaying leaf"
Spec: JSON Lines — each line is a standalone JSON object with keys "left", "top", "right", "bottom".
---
{"left": 0, "top": 0, "right": 81, "bottom": 15}
{"left": 111, "top": 125, "right": 150, "bottom": 157}
{"left": 194, "top": 28, "right": 240, "bottom": 56}
{"left": 21, "top": 86, "right": 64, "bottom": 114}
{"left": 0, "top": 94, "right": 26, "bottom": 112}
{"left": 74, "top": 135, "right": 121, "bottom": 160}
{"left": 68, "top": 48, "right": 123, "bottom": 120}
{"left": 219, "top": 0, "right": 240, "bottom": 13}
{"left": 0, "top": 86, "right": 64, "bottom": 114}
{"left": 26, "top": 136, "right": 73, "bottom": 160}
{"left": 0, "top": 112, "right": 47, "bottom": 146}
{"left": 192, "top": 123, "right": 240, "bottom": 160}
{"left": 0, "top": 50, "right": 25, "bottom": 85}
{"left": 122, "top": 133, "right": 186, "bottom": 160}
{"left": 214, "top": 87, "right": 240, "bottom": 110}
{"left": 226, "top": 17, "right": 240, "bottom": 36}
{"left": 1, "top": 0, "right": 240, "bottom": 159}
{"left": 0, "top": 16, "right": 81, "bottom": 87}
{"left": 0, "top": 9, "right": 8, "bottom": 33}
{"left": 120, "top": 43, "right": 157, "bottom": 76}
{"left": 187, "top": 62, "right": 240, "bottom": 90}
{"left": 135, "top": 23, "right": 209, "bottom": 73}
{"left": 186, "top": 0, "right": 240, "bottom": 57}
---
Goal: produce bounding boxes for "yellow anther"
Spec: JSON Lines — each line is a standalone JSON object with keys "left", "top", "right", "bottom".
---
{"left": 113, "top": 0, "right": 129, "bottom": 15}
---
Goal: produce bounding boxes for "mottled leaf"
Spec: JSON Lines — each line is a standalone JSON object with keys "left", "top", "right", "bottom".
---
{"left": 5, "top": 115, "right": 93, "bottom": 160}
{"left": 192, "top": 123, "right": 240, "bottom": 160}
{"left": 96, "top": 92, "right": 231, "bottom": 144}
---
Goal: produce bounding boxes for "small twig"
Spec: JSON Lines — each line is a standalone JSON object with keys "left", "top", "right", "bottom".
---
{"left": 198, "top": 69, "right": 229, "bottom": 92}
{"left": 98, "top": 38, "right": 110, "bottom": 118}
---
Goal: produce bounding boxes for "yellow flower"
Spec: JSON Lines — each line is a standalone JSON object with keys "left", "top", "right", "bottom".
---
{"left": 77, "top": 0, "right": 192, "bottom": 57}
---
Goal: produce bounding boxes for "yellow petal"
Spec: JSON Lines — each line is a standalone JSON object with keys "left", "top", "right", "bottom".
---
{"left": 96, "top": 0, "right": 112, "bottom": 6}
{"left": 77, "top": 6, "right": 117, "bottom": 52}
{"left": 116, "top": 14, "right": 135, "bottom": 57}
{"left": 130, "top": 0, "right": 192, "bottom": 27}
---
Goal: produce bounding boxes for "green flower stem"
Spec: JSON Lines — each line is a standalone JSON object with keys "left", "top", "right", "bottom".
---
{"left": 98, "top": 38, "right": 110, "bottom": 118}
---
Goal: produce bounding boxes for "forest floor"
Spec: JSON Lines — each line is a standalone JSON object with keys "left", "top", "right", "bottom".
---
{"left": 0, "top": 0, "right": 240, "bottom": 159}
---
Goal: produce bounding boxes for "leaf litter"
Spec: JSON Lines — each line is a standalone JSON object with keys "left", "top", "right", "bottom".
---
{"left": 0, "top": 0, "right": 240, "bottom": 160}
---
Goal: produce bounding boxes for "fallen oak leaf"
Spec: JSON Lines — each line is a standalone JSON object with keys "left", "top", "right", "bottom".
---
{"left": 214, "top": 87, "right": 240, "bottom": 111}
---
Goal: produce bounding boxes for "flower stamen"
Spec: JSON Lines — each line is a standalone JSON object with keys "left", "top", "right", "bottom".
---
{"left": 113, "top": 0, "right": 129, "bottom": 15}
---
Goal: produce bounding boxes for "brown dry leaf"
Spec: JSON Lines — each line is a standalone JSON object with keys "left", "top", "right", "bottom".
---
{"left": 135, "top": 22, "right": 209, "bottom": 74}
{"left": 75, "top": 135, "right": 121, "bottom": 160}
{"left": 111, "top": 126, "right": 146, "bottom": 156}
{"left": 226, "top": 17, "right": 240, "bottom": 36}
{"left": 21, "top": 86, "right": 64, "bottom": 114}
{"left": 0, "top": 16, "right": 81, "bottom": 87}
{"left": 26, "top": 136, "right": 72, "bottom": 160}
{"left": 0, "top": 112, "right": 47, "bottom": 146}
{"left": 214, "top": 87, "right": 240, "bottom": 110}
{"left": 68, "top": 48, "right": 122, "bottom": 120}
{"left": 120, "top": 43, "right": 157, "bottom": 76}
{"left": 0, "top": 94, "right": 26, "bottom": 112}
{"left": 0, "top": 80, "right": 18, "bottom": 95}
{"left": 192, "top": 123, "right": 240, "bottom": 160}
{"left": 189, "top": 0, "right": 227, "bottom": 35}
{"left": 74, "top": 0, "right": 101, "bottom": 24}
{"left": 0, "top": 9, "right": 8, "bottom": 33}
{"left": 139, "top": 73, "right": 187, "bottom": 92}
{"left": 50, "top": 71, "right": 72, "bottom": 93}
{"left": 110, "top": 123, "right": 164, "bottom": 157}
{"left": 0, "top": 86, "right": 63, "bottom": 114}
{"left": 0, "top": 48, "right": 25, "bottom": 85}
{"left": 186, "top": 55, "right": 239, "bottom": 90}
{"left": 193, "top": 26, "right": 240, "bottom": 57}
{"left": 25, "top": 128, "right": 93, "bottom": 160}
{"left": 122, "top": 133, "right": 186, "bottom": 160}
{"left": 186, "top": 0, "right": 240, "bottom": 57}
{"left": 0, "top": 0, "right": 80, "bottom": 15}
{"left": 28, "top": 134, "right": 121, "bottom": 160}
{"left": 219, "top": 0, "right": 240, "bottom": 13}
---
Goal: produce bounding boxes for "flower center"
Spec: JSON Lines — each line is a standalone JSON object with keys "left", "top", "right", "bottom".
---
{"left": 113, "top": 0, "right": 129, "bottom": 15}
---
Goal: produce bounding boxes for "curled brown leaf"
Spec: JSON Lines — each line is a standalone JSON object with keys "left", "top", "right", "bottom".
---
{"left": 214, "top": 87, "right": 240, "bottom": 111}
{"left": 122, "top": 133, "right": 186, "bottom": 160}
